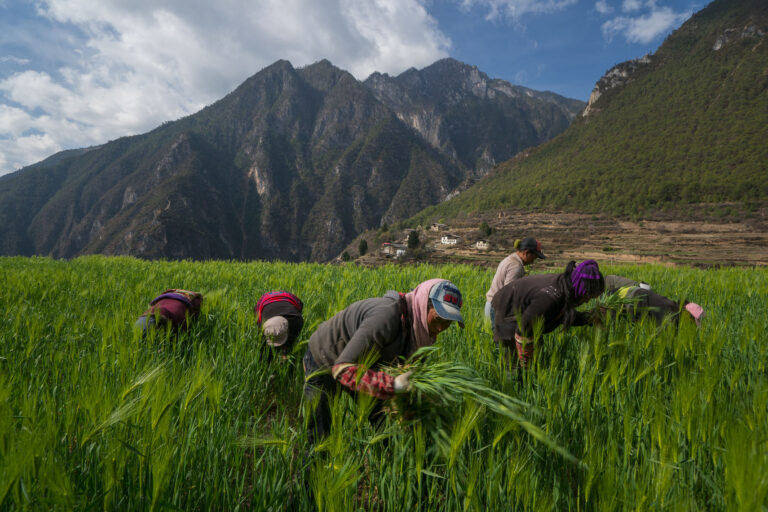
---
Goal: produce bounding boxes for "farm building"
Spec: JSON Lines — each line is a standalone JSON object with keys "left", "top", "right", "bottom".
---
{"left": 430, "top": 223, "right": 447, "bottom": 231}
{"left": 441, "top": 234, "right": 460, "bottom": 245}
{"left": 475, "top": 240, "right": 490, "bottom": 250}
{"left": 381, "top": 242, "right": 407, "bottom": 257}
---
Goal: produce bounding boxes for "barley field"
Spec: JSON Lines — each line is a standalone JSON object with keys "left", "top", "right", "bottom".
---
{"left": 1, "top": 256, "right": 766, "bottom": 510}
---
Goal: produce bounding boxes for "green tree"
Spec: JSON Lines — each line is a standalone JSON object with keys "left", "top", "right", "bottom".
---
{"left": 407, "top": 230, "right": 420, "bottom": 249}
{"left": 358, "top": 239, "right": 368, "bottom": 256}
{"left": 479, "top": 221, "right": 492, "bottom": 236}
{"left": 341, "top": 251, "right": 350, "bottom": 261}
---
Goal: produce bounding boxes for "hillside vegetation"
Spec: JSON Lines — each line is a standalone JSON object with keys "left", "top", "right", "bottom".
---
{"left": 1, "top": 256, "right": 767, "bottom": 509}
{"left": 412, "top": 0, "right": 768, "bottom": 223}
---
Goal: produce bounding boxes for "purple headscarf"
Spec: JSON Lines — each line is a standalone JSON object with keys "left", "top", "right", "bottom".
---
{"left": 571, "top": 260, "right": 601, "bottom": 299}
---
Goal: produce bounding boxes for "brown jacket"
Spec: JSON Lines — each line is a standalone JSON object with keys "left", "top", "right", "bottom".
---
{"left": 492, "top": 273, "right": 590, "bottom": 344}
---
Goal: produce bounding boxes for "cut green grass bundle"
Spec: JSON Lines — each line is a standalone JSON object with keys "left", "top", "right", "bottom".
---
{"left": 586, "top": 290, "right": 642, "bottom": 324}
{"left": 389, "top": 346, "right": 580, "bottom": 464}
{"left": 592, "top": 290, "right": 641, "bottom": 311}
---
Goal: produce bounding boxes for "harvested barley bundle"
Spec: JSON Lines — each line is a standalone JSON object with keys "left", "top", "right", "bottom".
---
{"left": 387, "top": 346, "right": 579, "bottom": 463}
{"left": 588, "top": 290, "right": 642, "bottom": 324}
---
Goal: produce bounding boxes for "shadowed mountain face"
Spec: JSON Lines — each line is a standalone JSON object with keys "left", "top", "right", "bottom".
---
{"left": 365, "top": 58, "right": 584, "bottom": 177}
{"left": 409, "top": 0, "right": 768, "bottom": 225}
{"left": 0, "top": 59, "right": 583, "bottom": 261}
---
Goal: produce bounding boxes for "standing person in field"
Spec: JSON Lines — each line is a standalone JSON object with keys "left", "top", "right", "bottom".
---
{"left": 303, "top": 279, "right": 464, "bottom": 442}
{"left": 254, "top": 290, "right": 304, "bottom": 359}
{"left": 135, "top": 289, "right": 203, "bottom": 335}
{"left": 603, "top": 275, "right": 705, "bottom": 327}
{"left": 492, "top": 260, "right": 604, "bottom": 368}
{"left": 485, "top": 237, "right": 546, "bottom": 327}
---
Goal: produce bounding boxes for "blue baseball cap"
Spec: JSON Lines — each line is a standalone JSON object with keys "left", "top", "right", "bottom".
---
{"left": 429, "top": 280, "right": 464, "bottom": 328}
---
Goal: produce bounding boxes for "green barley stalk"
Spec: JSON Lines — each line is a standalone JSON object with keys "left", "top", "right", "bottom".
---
{"left": 388, "top": 346, "right": 580, "bottom": 464}
{"left": 587, "top": 290, "right": 643, "bottom": 324}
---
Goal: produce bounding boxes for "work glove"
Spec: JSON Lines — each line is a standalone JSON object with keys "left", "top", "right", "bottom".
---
{"left": 514, "top": 333, "right": 534, "bottom": 369}
{"left": 394, "top": 370, "right": 413, "bottom": 393}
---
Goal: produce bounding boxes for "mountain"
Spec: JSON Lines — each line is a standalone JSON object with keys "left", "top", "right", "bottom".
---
{"left": 365, "top": 58, "right": 584, "bottom": 178}
{"left": 0, "top": 59, "right": 583, "bottom": 261}
{"left": 409, "top": 0, "right": 768, "bottom": 225}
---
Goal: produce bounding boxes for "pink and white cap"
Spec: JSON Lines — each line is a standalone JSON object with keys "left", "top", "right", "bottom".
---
{"left": 684, "top": 302, "right": 705, "bottom": 327}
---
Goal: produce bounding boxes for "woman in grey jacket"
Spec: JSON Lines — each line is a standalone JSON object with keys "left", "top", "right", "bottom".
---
{"left": 303, "top": 278, "right": 464, "bottom": 442}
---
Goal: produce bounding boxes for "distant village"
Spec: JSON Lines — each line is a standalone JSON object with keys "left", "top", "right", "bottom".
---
{"left": 381, "top": 222, "right": 490, "bottom": 257}
{"left": 343, "top": 216, "right": 508, "bottom": 268}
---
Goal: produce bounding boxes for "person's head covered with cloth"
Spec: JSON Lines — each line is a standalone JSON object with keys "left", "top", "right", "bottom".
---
{"left": 403, "top": 278, "right": 464, "bottom": 355}
{"left": 570, "top": 259, "right": 605, "bottom": 305}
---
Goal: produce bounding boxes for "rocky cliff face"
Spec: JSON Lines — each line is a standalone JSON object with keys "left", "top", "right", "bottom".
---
{"left": 366, "top": 58, "right": 585, "bottom": 176}
{"left": 582, "top": 55, "right": 652, "bottom": 117}
{"left": 0, "top": 58, "right": 583, "bottom": 262}
{"left": 712, "top": 24, "right": 765, "bottom": 50}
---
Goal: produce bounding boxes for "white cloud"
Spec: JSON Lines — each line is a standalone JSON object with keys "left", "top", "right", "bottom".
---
{"left": 458, "top": 0, "right": 578, "bottom": 21}
{"left": 602, "top": 5, "right": 692, "bottom": 44}
{"left": 0, "top": 56, "right": 31, "bottom": 65}
{"left": 621, "top": 0, "right": 642, "bottom": 12}
{"left": 0, "top": 0, "right": 451, "bottom": 175}
{"left": 595, "top": 1, "right": 613, "bottom": 15}
{"left": 0, "top": 104, "right": 86, "bottom": 173}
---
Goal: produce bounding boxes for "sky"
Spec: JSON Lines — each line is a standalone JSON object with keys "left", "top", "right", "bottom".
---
{"left": 0, "top": 0, "right": 702, "bottom": 176}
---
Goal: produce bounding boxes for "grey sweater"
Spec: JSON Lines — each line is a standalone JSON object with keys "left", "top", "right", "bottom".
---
{"left": 309, "top": 292, "right": 410, "bottom": 369}
{"left": 604, "top": 275, "right": 640, "bottom": 293}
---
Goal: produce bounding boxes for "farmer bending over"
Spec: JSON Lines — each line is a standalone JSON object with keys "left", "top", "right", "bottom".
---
{"left": 485, "top": 237, "right": 546, "bottom": 327}
{"left": 255, "top": 290, "right": 304, "bottom": 359}
{"left": 604, "top": 275, "right": 704, "bottom": 327}
{"left": 303, "top": 279, "right": 464, "bottom": 442}
{"left": 492, "top": 260, "right": 605, "bottom": 368}
{"left": 135, "top": 289, "right": 203, "bottom": 335}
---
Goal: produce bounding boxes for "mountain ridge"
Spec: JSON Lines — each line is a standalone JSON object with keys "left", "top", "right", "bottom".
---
{"left": 365, "top": 57, "right": 584, "bottom": 176}
{"left": 0, "top": 58, "right": 583, "bottom": 261}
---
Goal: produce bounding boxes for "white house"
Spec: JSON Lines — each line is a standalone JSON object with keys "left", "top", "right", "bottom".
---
{"left": 381, "top": 242, "right": 407, "bottom": 257}
{"left": 475, "top": 240, "right": 490, "bottom": 250}
{"left": 441, "top": 234, "right": 460, "bottom": 245}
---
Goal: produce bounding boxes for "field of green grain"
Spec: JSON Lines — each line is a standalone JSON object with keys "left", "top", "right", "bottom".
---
{"left": 1, "top": 256, "right": 766, "bottom": 510}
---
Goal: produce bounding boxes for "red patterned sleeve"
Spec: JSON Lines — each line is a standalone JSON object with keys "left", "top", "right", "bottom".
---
{"left": 333, "top": 364, "right": 396, "bottom": 400}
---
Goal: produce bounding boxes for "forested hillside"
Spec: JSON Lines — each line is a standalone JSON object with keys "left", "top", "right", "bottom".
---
{"left": 412, "top": 0, "right": 768, "bottom": 223}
